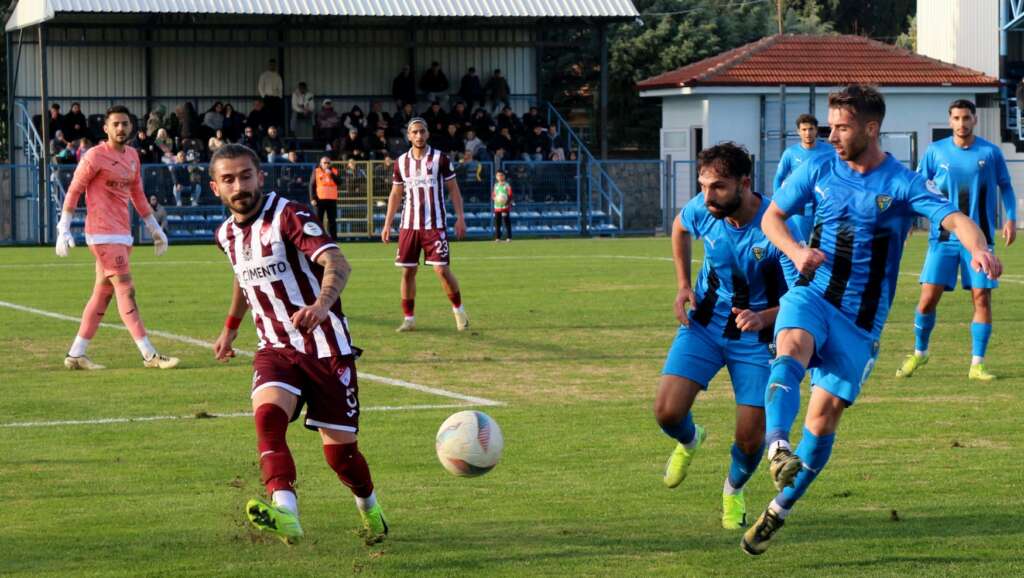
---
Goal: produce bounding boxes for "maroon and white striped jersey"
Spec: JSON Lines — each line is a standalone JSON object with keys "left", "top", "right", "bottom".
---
{"left": 215, "top": 192, "right": 353, "bottom": 359}
{"left": 392, "top": 146, "right": 456, "bottom": 230}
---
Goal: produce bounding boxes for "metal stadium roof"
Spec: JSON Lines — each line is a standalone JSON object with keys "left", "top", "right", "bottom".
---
{"left": 7, "top": 0, "right": 639, "bottom": 31}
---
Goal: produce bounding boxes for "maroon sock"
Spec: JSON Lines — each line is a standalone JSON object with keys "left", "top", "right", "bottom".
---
{"left": 448, "top": 291, "right": 462, "bottom": 309}
{"left": 401, "top": 299, "right": 415, "bottom": 317}
{"left": 323, "top": 442, "right": 375, "bottom": 498}
{"left": 254, "top": 404, "right": 296, "bottom": 495}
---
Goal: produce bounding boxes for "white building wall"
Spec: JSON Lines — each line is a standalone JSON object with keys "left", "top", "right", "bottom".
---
{"left": 660, "top": 97, "right": 706, "bottom": 206}
{"left": 917, "top": 0, "right": 998, "bottom": 78}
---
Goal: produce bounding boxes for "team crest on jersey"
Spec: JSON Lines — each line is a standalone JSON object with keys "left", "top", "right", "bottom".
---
{"left": 303, "top": 222, "right": 323, "bottom": 236}
{"left": 925, "top": 179, "right": 943, "bottom": 197}
{"left": 978, "top": 160, "right": 986, "bottom": 168}
{"left": 752, "top": 246, "right": 765, "bottom": 261}
{"left": 241, "top": 243, "right": 253, "bottom": 261}
{"left": 876, "top": 195, "right": 893, "bottom": 212}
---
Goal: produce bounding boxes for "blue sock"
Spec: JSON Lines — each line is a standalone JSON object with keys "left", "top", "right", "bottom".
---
{"left": 914, "top": 311, "right": 936, "bottom": 352}
{"left": 660, "top": 412, "right": 695, "bottom": 445}
{"left": 764, "top": 355, "right": 806, "bottom": 447}
{"left": 727, "top": 442, "right": 765, "bottom": 490}
{"left": 971, "top": 322, "right": 992, "bottom": 358}
{"left": 776, "top": 427, "right": 836, "bottom": 510}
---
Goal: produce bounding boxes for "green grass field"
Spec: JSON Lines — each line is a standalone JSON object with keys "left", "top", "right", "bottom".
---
{"left": 2, "top": 235, "right": 1022, "bottom": 576}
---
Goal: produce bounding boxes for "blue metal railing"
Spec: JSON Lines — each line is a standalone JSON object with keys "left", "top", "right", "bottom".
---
{"left": 14, "top": 101, "right": 43, "bottom": 165}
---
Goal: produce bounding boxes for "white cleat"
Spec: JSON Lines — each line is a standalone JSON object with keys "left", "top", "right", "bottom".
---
{"left": 64, "top": 355, "right": 105, "bottom": 370}
{"left": 143, "top": 354, "right": 180, "bottom": 369}
{"left": 396, "top": 318, "right": 416, "bottom": 332}
{"left": 454, "top": 309, "right": 470, "bottom": 331}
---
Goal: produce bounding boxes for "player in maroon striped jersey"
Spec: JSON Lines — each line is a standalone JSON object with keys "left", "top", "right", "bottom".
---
{"left": 382, "top": 118, "right": 469, "bottom": 332}
{"left": 208, "top": 144, "right": 388, "bottom": 545}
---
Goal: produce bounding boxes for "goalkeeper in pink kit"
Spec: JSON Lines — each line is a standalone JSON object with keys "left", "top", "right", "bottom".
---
{"left": 56, "top": 105, "right": 179, "bottom": 370}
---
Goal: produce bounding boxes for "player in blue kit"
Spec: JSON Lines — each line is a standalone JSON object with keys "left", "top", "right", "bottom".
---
{"left": 654, "top": 142, "right": 801, "bottom": 530}
{"left": 740, "top": 85, "right": 1001, "bottom": 555}
{"left": 896, "top": 99, "right": 1016, "bottom": 381}
{"left": 773, "top": 114, "right": 835, "bottom": 240}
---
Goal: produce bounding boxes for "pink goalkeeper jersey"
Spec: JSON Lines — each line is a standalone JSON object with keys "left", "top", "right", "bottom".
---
{"left": 62, "top": 141, "right": 151, "bottom": 246}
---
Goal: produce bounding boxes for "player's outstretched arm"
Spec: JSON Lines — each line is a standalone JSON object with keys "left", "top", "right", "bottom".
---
{"left": 214, "top": 278, "right": 250, "bottom": 362}
{"left": 763, "top": 201, "right": 824, "bottom": 276}
{"left": 941, "top": 212, "right": 1003, "bottom": 279}
{"left": 447, "top": 179, "right": 466, "bottom": 240}
{"left": 671, "top": 214, "right": 696, "bottom": 325}
{"left": 289, "top": 247, "right": 351, "bottom": 333}
{"left": 381, "top": 184, "right": 403, "bottom": 243}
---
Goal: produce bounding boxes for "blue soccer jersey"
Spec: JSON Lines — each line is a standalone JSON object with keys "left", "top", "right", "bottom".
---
{"left": 680, "top": 192, "right": 801, "bottom": 344}
{"left": 774, "top": 153, "right": 957, "bottom": 339}
{"left": 773, "top": 140, "right": 835, "bottom": 195}
{"left": 918, "top": 136, "right": 1017, "bottom": 245}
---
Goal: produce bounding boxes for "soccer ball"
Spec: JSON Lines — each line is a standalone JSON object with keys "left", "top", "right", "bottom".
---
{"left": 435, "top": 410, "right": 504, "bottom": 477}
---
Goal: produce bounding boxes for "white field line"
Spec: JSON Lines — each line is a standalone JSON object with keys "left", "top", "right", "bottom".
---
{"left": 0, "top": 300, "right": 503, "bottom": 408}
{"left": 0, "top": 403, "right": 476, "bottom": 429}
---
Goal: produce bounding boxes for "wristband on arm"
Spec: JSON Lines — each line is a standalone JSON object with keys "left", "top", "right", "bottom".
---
{"left": 225, "top": 315, "right": 242, "bottom": 330}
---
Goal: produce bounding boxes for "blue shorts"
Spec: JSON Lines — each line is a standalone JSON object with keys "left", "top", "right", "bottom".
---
{"left": 919, "top": 241, "right": 998, "bottom": 291}
{"left": 662, "top": 320, "right": 772, "bottom": 407}
{"left": 774, "top": 285, "right": 879, "bottom": 405}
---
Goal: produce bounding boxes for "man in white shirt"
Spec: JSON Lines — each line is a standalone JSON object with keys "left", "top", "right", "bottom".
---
{"left": 258, "top": 59, "right": 285, "bottom": 134}
{"left": 291, "top": 81, "right": 314, "bottom": 138}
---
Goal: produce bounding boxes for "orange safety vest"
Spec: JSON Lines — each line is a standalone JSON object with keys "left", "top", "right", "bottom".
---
{"left": 315, "top": 167, "right": 339, "bottom": 200}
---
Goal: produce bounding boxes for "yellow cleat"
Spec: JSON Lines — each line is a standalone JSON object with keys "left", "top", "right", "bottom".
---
{"left": 969, "top": 363, "right": 996, "bottom": 382}
{"left": 722, "top": 490, "right": 747, "bottom": 530}
{"left": 143, "top": 354, "right": 179, "bottom": 369}
{"left": 246, "top": 497, "right": 303, "bottom": 545}
{"left": 663, "top": 425, "right": 706, "bottom": 488}
{"left": 895, "top": 353, "right": 928, "bottom": 378}
{"left": 359, "top": 503, "right": 389, "bottom": 545}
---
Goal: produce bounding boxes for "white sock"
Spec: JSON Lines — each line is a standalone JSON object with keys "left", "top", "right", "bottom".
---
{"left": 135, "top": 336, "right": 157, "bottom": 359}
{"left": 452, "top": 304, "right": 464, "bottom": 313}
{"left": 273, "top": 490, "right": 299, "bottom": 516}
{"left": 767, "top": 440, "right": 791, "bottom": 461}
{"left": 683, "top": 429, "right": 701, "bottom": 451}
{"left": 355, "top": 490, "right": 377, "bottom": 512}
{"left": 723, "top": 478, "right": 741, "bottom": 496}
{"left": 915, "top": 349, "right": 928, "bottom": 357}
{"left": 404, "top": 315, "right": 415, "bottom": 322}
{"left": 769, "top": 499, "right": 790, "bottom": 520}
{"left": 69, "top": 336, "right": 90, "bottom": 357}
{"left": 972, "top": 355, "right": 984, "bottom": 366}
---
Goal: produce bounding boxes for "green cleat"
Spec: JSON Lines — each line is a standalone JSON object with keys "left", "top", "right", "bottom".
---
{"left": 740, "top": 508, "right": 785, "bottom": 556}
{"left": 969, "top": 363, "right": 996, "bottom": 382}
{"left": 359, "top": 503, "right": 389, "bottom": 545}
{"left": 895, "top": 353, "right": 928, "bottom": 378}
{"left": 663, "top": 425, "right": 706, "bottom": 488}
{"left": 768, "top": 446, "right": 802, "bottom": 491}
{"left": 722, "top": 490, "right": 747, "bottom": 530}
{"left": 246, "top": 497, "right": 303, "bottom": 545}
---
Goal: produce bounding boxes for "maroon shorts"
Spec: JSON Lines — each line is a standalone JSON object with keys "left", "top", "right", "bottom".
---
{"left": 395, "top": 228, "right": 450, "bottom": 267}
{"left": 251, "top": 348, "right": 361, "bottom": 433}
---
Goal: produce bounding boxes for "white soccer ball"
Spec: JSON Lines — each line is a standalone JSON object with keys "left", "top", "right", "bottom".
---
{"left": 435, "top": 410, "right": 504, "bottom": 477}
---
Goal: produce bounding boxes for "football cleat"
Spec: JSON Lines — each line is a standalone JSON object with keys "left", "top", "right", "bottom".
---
{"left": 663, "top": 424, "right": 706, "bottom": 488}
{"left": 722, "top": 489, "right": 747, "bottom": 530}
{"left": 454, "top": 309, "right": 470, "bottom": 331}
{"left": 769, "top": 446, "right": 802, "bottom": 491}
{"left": 143, "top": 354, "right": 179, "bottom": 369}
{"left": 895, "top": 353, "right": 928, "bottom": 378}
{"left": 741, "top": 508, "right": 785, "bottom": 556}
{"left": 396, "top": 318, "right": 416, "bottom": 332}
{"left": 968, "top": 363, "right": 996, "bottom": 382}
{"left": 64, "top": 355, "right": 105, "bottom": 370}
{"left": 246, "top": 497, "right": 303, "bottom": 545}
{"left": 359, "top": 503, "right": 389, "bottom": 545}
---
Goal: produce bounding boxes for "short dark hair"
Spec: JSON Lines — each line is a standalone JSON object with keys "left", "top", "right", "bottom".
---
{"left": 209, "top": 143, "right": 261, "bottom": 177}
{"left": 948, "top": 99, "right": 976, "bottom": 115}
{"left": 828, "top": 84, "right": 886, "bottom": 124}
{"left": 105, "top": 105, "right": 132, "bottom": 122}
{"left": 796, "top": 114, "right": 818, "bottom": 127}
{"left": 697, "top": 142, "right": 753, "bottom": 179}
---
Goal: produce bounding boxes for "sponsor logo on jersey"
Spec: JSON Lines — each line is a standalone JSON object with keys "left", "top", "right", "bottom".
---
{"left": 876, "top": 195, "right": 893, "bottom": 212}
{"left": 814, "top": 185, "right": 830, "bottom": 198}
{"left": 752, "top": 246, "right": 765, "bottom": 261}
{"left": 303, "top": 222, "right": 324, "bottom": 236}
{"left": 239, "top": 260, "right": 288, "bottom": 283}
{"left": 939, "top": 163, "right": 950, "bottom": 173}
{"left": 978, "top": 160, "right": 986, "bottom": 168}
{"left": 925, "top": 180, "right": 943, "bottom": 196}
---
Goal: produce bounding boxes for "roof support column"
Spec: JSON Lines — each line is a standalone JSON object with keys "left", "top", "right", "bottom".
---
{"left": 143, "top": 27, "right": 153, "bottom": 116}
{"left": 5, "top": 29, "right": 14, "bottom": 164}
{"left": 37, "top": 24, "right": 49, "bottom": 245}
{"left": 278, "top": 27, "right": 286, "bottom": 134}
{"left": 598, "top": 22, "right": 608, "bottom": 159}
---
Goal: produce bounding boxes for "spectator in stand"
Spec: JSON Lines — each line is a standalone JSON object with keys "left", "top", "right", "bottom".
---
{"left": 179, "top": 136, "right": 204, "bottom": 160}
{"left": 262, "top": 126, "right": 286, "bottom": 163}
{"left": 75, "top": 138, "right": 92, "bottom": 163}
{"left": 64, "top": 103, "right": 87, "bottom": 141}
{"left": 202, "top": 101, "right": 225, "bottom": 138}
{"left": 187, "top": 152, "right": 206, "bottom": 204}
{"left": 161, "top": 104, "right": 180, "bottom": 138}
{"left": 342, "top": 158, "right": 366, "bottom": 197}
{"left": 488, "top": 126, "right": 515, "bottom": 168}
{"left": 176, "top": 102, "right": 200, "bottom": 140}
{"left": 309, "top": 156, "right": 341, "bottom": 239}
{"left": 435, "top": 123, "right": 463, "bottom": 160}
{"left": 279, "top": 150, "right": 309, "bottom": 199}
{"left": 422, "top": 100, "right": 448, "bottom": 135}
{"left": 522, "top": 106, "right": 544, "bottom": 132}
{"left": 344, "top": 105, "right": 368, "bottom": 137}
{"left": 463, "top": 129, "right": 488, "bottom": 162}
{"left": 45, "top": 104, "right": 63, "bottom": 139}
{"left": 457, "top": 67, "right": 485, "bottom": 111}
{"left": 154, "top": 128, "right": 175, "bottom": 163}
{"left": 146, "top": 108, "right": 163, "bottom": 137}
{"left": 524, "top": 125, "right": 551, "bottom": 162}
{"left": 222, "top": 103, "right": 245, "bottom": 142}
{"left": 148, "top": 195, "right": 168, "bottom": 230}
{"left": 496, "top": 106, "right": 522, "bottom": 137}
{"left": 386, "top": 131, "right": 408, "bottom": 159}
{"left": 130, "top": 129, "right": 159, "bottom": 164}
{"left": 471, "top": 108, "right": 495, "bottom": 141}
{"left": 208, "top": 129, "right": 227, "bottom": 155}
{"left": 391, "top": 102, "right": 415, "bottom": 135}
{"left": 485, "top": 69, "right": 511, "bottom": 114}
{"left": 316, "top": 99, "right": 341, "bottom": 146}
{"left": 547, "top": 123, "right": 565, "bottom": 160}
{"left": 367, "top": 101, "right": 390, "bottom": 132}
{"left": 492, "top": 169, "right": 513, "bottom": 242}
{"left": 449, "top": 101, "right": 471, "bottom": 134}
{"left": 55, "top": 140, "right": 77, "bottom": 164}
{"left": 50, "top": 130, "right": 70, "bottom": 156}
{"left": 169, "top": 150, "right": 192, "bottom": 206}
{"left": 291, "top": 82, "right": 315, "bottom": 139}
{"left": 246, "top": 98, "right": 270, "bottom": 136}
{"left": 420, "top": 61, "right": 450, "bottom": 106}
{"left": 392, "top": 64, "right": 417, "bottom": 109}
{"left": 366, "top": 127, "right": 389, "bottom": 159}
{"left": 335, "top": 128, "right": 366, "bottom": 160}
{"left": 240, "top": 125, "right": 261, "bottom": 154}
{"left": 258, "top": 58, "right": 285, "bottom": 131}
{"left": 374, "top": 153, "right": 394, "bottom": 187}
